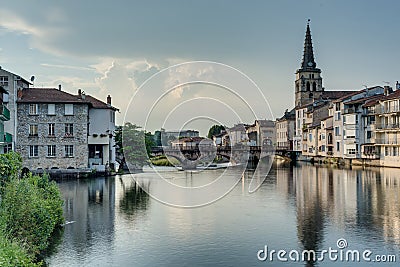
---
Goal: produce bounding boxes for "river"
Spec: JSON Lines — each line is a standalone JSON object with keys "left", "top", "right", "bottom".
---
{"left": 46, "top": 163, "right": 400, "bottom": 266}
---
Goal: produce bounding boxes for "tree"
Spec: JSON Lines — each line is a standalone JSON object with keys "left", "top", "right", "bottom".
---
{"left": 207, "top": 125, "right": 226, "bottom": 139}
{"left": 115, "top": 123, "right": 155, "bottom": 169}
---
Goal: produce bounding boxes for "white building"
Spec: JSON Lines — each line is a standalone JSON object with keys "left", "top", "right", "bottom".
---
{"left": 0, "top": 67, "right": 31, "bottom": 152}
{"left": 85, "top": 92, "right": 119, "bottom": 171}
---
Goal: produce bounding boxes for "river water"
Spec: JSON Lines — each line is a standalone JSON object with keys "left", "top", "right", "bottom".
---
{"left": 46, "top": 163, "right": 400, "bottom": 266}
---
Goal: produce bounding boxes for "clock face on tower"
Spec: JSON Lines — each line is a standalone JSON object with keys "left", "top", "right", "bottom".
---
{"left": 307, "top": 61, "right": 313, "bottom": 67}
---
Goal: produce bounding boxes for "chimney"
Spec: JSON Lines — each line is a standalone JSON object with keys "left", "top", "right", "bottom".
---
{"left": 107, "top": 95, "right": 111, "bottom": 106}
{"left": 58, "top": 84, "right": 62, "bottom": 91}
{"left": 78, "top": 89, "right": 82, "bottom": 98}
{"left": 17, "top": 89, "right": 23, "bottom": 100}
{"left": 384, "top": 86, "right": 393, "bottom": 96}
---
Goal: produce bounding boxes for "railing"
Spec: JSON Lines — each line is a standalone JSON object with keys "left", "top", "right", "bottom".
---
{"left": 375, "top": 106, "right": 400, "bottom": 114}
{"left": 375, "top": 139, "right": 399, "bottom": 145}
{"left": 0, "top": 105, "right": 10, "bottom": 121}
{"left": 375, "top": 124, "right": 400, "bottom": 130}
{"left": 343, "top": 108, "right": 356, "bottom": 114}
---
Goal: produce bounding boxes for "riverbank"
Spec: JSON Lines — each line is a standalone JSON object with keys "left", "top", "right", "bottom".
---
{"left": 0, "top": 152, "right": 64, "bottom": 266}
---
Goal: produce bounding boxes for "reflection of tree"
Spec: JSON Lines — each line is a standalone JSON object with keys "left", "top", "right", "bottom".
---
{"left": 119, "top": 178, "right": 150, "bottom": 219}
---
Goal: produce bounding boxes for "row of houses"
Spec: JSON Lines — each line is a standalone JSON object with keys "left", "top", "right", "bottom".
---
{"left": 212, "top": 120, "right": 276, "bottom": 147}
{"left": 275, "top": 22, "right": 400, "bottom": 167}
{"left": 0, "top": 66, "right": 118, "bottom": 172}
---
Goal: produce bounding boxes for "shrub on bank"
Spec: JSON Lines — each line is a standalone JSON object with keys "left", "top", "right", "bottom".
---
{"left": 0, "top": 173, "right": 64, "bottom": 255}
{"left": 0, "top": 232, "right": 41, "bottom": 267}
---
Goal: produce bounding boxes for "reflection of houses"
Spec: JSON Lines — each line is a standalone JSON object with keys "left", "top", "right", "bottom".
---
{"left": 16, "top": 87, "right": 118, "bottom": 171}
{"left": 171, "top": 137, "right": 213, "bottom": 149}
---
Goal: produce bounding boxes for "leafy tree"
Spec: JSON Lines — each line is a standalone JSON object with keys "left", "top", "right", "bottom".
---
{"left": 116, "top": 123, "right": 155, "bottom": 169}
{"left": 207, "top": 125, "right": 226, "bottom": 139}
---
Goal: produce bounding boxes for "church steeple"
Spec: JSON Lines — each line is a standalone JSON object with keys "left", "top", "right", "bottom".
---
{"left": 294, "top": 20, "right": 323, "bottom": 107}
{"left": 300, "top": 20, "right": 317, "bottom": 70}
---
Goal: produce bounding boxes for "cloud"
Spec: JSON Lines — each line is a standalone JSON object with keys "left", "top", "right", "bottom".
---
{"left": 41, "top": 63, "right": 94, "bottom": 71}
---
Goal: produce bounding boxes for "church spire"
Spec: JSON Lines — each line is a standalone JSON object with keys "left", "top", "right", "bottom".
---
{"left": 301, "top": 19, "right": 317, "bottom": 70}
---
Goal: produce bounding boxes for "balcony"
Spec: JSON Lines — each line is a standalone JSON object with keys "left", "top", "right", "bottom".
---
{"left": 375, "top": 106, "right": 400, "bottom": 114}
{"left": 375, "top": 139, "right": 399, "bottom": 145}
{"left": 343, "top": 108, "right": 356, "bottom": 114}
{"left": 375, "top": 124, "right": 400, "bottom": 130}
{"left": 0, "top": 105, "right": 10, "bottom": 121}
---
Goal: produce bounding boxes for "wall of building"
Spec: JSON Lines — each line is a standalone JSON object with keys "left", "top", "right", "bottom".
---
{"left": 16, "top": 103, "right": 89, "bottom": 170}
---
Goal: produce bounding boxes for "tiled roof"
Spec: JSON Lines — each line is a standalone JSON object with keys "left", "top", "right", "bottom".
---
{"left": 17, "top": 88, "right": 89, "bottom": 104}
{"left": 381, "top": 89, "right": 400, "bottom": 101}
{"left": 323, "top": 90, "right": 358, "bottom": 102}
{"left": 84, "top": 95, "right": 118, "bottom": 111}
{"left": 17, "top": 88, "right": 119, "bottom": 111}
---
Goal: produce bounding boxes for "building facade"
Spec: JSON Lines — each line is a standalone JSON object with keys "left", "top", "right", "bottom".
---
{"left": 0, "top": 67, "right": 31, "bottom": 152}
{"left": 16, "top": 87, "right": 118, "bottom": 171}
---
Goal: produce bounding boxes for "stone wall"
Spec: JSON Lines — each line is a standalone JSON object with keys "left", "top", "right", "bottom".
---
{"left": 16, "top": 103, "right": 89, "bottom": 170}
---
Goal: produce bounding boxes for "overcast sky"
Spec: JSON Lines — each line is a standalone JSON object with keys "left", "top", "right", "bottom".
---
{"left": 0, "top": 0, "right": 399, "bottom": 134}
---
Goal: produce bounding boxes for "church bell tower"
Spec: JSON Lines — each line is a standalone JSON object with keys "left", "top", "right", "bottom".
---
{"left": 295, "top": 20, "right": 323, "bottom": 107}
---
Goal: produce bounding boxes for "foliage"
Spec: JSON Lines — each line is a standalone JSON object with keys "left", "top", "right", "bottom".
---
{"left": 154, "top": 130, "right": 162, "bottom": 146}
{"left": 0, "top": 233, "right": 41, "bottom": 267}
{"left": 0, "top": 152, "right": 22, "bottom": 191}
{"left": 117, "top": 122, "right": 155, "bottom": 168}
{"left": 150, "top": 155, "right": 180, "bottom": 166}
{"left": 0, "top": 173, "right": 64, "bottom": 256}
{"left": 207, "top": 125, "right": 226, "bottom": 139}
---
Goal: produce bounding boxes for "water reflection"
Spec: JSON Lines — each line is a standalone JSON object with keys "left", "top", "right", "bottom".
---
{"left": 118, "top": 177, "right": 150, "bottom": 219}
{"left": 48, "top": 164, "right": 400, "bottom": 267}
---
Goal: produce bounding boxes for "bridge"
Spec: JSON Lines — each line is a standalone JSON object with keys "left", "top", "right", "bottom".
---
{"left": 156, "top": 145, "right": 275, "bottom": 170}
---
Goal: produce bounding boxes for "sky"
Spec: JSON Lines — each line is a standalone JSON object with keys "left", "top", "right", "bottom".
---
{"left": 0, "top": 0, "right": 399, "bottom": 135}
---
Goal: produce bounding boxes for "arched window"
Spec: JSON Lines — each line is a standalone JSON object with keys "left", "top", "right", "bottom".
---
{"left": 313, "top": 82, "right": 317, "bottom": 91}
{"left": 306, "top": 82, "right": 310, "bottom": 91}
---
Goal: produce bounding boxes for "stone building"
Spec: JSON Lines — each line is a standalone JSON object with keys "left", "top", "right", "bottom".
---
{"left": 16, "top": 87, "right": 118, "bottom": 171}
{"left": 16, "top": 87, "right": 90, "bottom": 170}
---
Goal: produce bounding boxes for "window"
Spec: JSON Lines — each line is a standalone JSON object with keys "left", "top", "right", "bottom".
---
{"left": 48, "top": 123, "right": 55, "bottom": 136}
{"left": 335, "top": 127, "right": 340, "bottom": 136}
{"left": 309, "top": 133, "right": 312, "bottom": 141}
{"left": 64, "top": 104, "right": 73, "bottom": 115}
{"left": 335, "top": 112, "right": 341, "bottom": 121}
{"left": 0, "top": 76, "right": 8, "bottom": 86}
{"left": 65, "top": 145, "right": 73, "bottom": 157}
{"left": 29, "top": 104, "right": 38, "bottom": 115}
{"left": 394, "top": 147, "right": 398, "bottom": 157}
{"left": 29, "top": 145, "right": 38, "bottom": 157}
{"left": 367, "top": 131, "right": 372, "bottom": 139}
{"left": 385, "top": 147, "right": 389, "bottom": 156}
{"left": 347, "top": 149, "right": 356, "bottom": 155}
{"left": 29, "top": 125, "right": 38, "bottom": 136}
{"left": 48, "top": 104, "right": 55, "bottom": 115}
{"left": 47, "top": 145, "right": 56, "bottom": 157}
{"left": 336, "top": 142, "right": 340, "bottom": 152}
{"left": 65, "top": 123, "right": 73, "bottom": 137}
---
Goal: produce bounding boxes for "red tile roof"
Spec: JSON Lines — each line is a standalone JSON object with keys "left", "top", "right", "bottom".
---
{"left": 17, "top": 88, "right": 118, "bottom": 111}
{"left": 84, "top": 95, "right": 118, "bottom": 111}
{"left": 17, "top": 88, "right": 90, "bottom": 104}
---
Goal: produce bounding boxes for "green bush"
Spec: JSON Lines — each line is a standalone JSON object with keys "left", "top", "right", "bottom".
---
{"left": 0, "top": 173, "right": 64, "bottom": 256}
{"left": 0, "top": 232, "right": 41, "bottom": 267}
{"left": 0, "top": 152, "right": 22, "bottom": 191}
